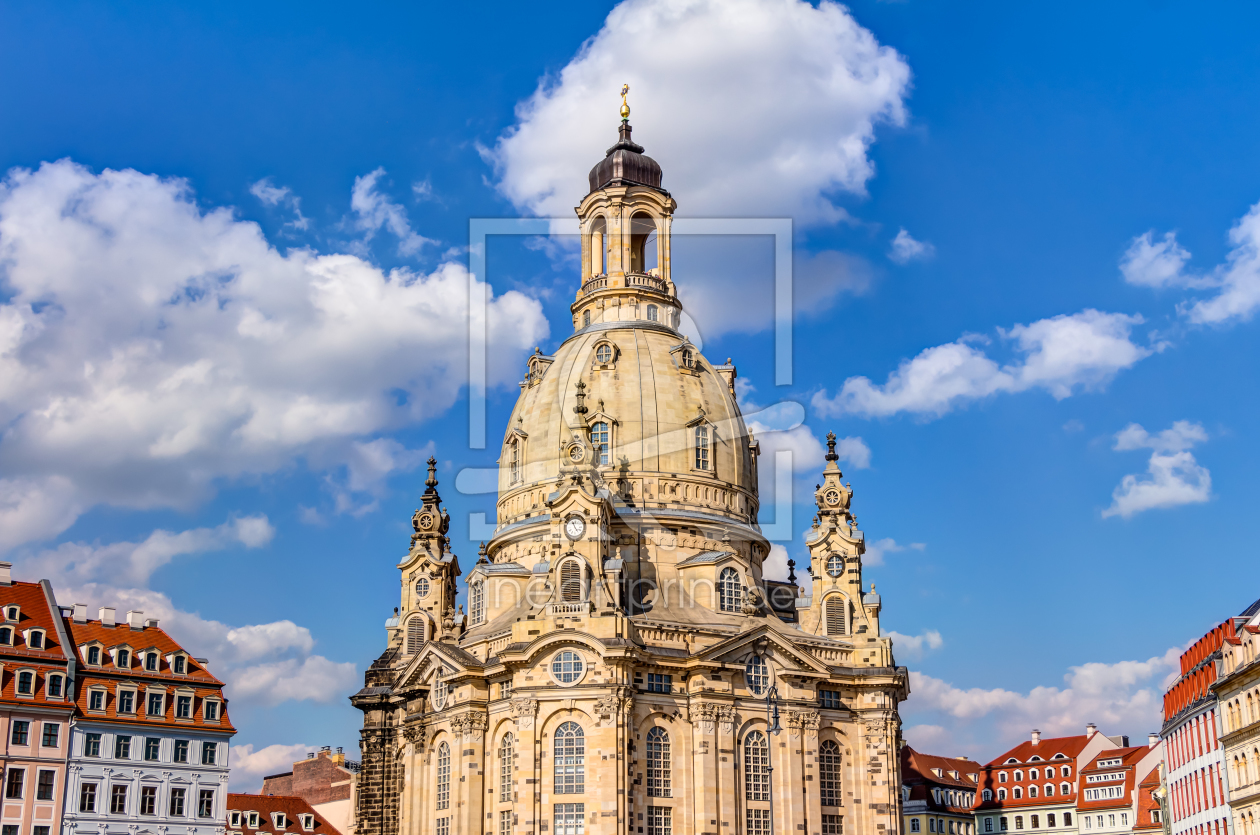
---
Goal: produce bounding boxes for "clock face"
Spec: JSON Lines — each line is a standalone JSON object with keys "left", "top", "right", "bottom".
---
{"left": 824, "top": 489, "right": 842, "bottom": 506}
{"left": 564, "top": 516, "right": 586, "bottom": 541}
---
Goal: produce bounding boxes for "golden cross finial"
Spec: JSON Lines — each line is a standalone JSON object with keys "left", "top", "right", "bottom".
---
{"left": 620, "top": 84, "right": 630, "bottom": 120}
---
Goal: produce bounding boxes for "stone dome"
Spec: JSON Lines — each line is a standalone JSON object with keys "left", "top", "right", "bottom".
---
{"left": 587, "top": 122, "right": 665, "bottom": 194}
{"left": 496, "top": 320, "right": 759, "bottom": 528}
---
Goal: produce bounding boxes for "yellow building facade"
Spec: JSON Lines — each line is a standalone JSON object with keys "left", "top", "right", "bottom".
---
{"left": 351, "top": 109, "right": 910, "bottom": 835}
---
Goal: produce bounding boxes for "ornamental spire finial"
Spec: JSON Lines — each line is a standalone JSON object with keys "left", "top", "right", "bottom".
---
{"left": 620, "top": 84, "right": 630, "bottom": 120}
{"left": 824, "top": 431, "right": 839, "bottom": 462}
{"left": 425, "top": 456, "right": 438, "bottom": 489}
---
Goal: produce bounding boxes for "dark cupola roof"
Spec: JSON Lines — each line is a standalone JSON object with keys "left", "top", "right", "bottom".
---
{"left": 587, "top": 122, "right": 665, "bottom": 195}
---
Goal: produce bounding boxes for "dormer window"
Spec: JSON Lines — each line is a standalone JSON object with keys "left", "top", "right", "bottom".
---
{"left": 173, "top": 655, "right": 187, "bottom": 674}
{"left": 147, "top": 691, "right": 164, "bottom": 716}
{"left": 86, "top": 645, "right": 101, "bottom": 665}
{"left": 88, "top": 688, "right": 106, "bottom": 711}
{"left": 300, "top": 814, "right": 315, "bottom": 831}
{"left": 16, "top": 670, "right": 35, "bottom": 695}
{"left": 273, "top": 812, "right": 288, "bottom": 829}
{"left": 117, "top": 689, "right": 136, "bottom": 714}
{"left": 204, "top": 700, "right": 220, "bottom": 721}
{"left": 595, "top": 344, "right": 613, "bottom": 364}
{"left": 0, "top": 627, "right": 11, "bottom": 645}
{"left": 681, "top": 348, "right": 695, "bottom": 368}
{"left": 590, "top": 421, "right": 610, "bottom": 466}
{"left": 145, "top": 652, "right": 158, "bottom": 671}
{"left": 46, "top": 674, "right": 64, "bottom": 698}
{"left": 5, "top": 606, "right": 18, "bottom": 621}
{"left": 229, "top": 812, "right": 242, "bottom": 827}
{"left": 27, "top": 630, "right": 45, "bottom": 649}
{"left": 116, "top": 649, "right": 130, "bottom": 667}
{"left": 248, "top": 812, "right": 261, "bottom": 828}
{"left": 176, "top": 694, "right": 193, "bottom": 718}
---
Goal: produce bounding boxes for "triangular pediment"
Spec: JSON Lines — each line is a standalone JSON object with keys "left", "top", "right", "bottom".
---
{"left": 697, "top": 625, "right": 832, "bottom": 675}
{"left": 399, "top": 640, "right": 483, "bottom": 688}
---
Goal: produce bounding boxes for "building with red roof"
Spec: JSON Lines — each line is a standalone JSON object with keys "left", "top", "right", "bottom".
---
{"left": 60, "top": 603, "right": 235, "bottom": 835}
{"left": 226, "top": 792, "right": 338, "bottom": 835}
{"left": 1076, "top": 741, "right": 1163, "bottom": 835}
{"left": 260, "top": 747, "right": 359, "bottom": 835}
{"left": 1131, "top": 768, "right": 1166, "bottom": 835}
{"left": 1160, "top": 598, "right": 1260, "bottom": 835}
{"left": 972, "top": 727, "right": 1121, "bottom": 835}
{"left": 900, "top": 746, "right": 982, "bottom": 835}
{"left": 0, "top": 566, "right": 76, "bottom": 835}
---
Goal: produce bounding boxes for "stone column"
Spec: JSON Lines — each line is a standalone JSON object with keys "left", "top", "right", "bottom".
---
{"left": 510, "top": 698, "right": 539, "bottom": 835}
{"left": 718, "top": 706, "right": 739, "bottom": 831}
{"left": 786, "top": 710, "right": 820, "bottom": 832}
{"left": 453, "top": 712, "right": 488, "bottom": 835}
{"left": 688, "top": 702, "right": 719, "bottom": 835}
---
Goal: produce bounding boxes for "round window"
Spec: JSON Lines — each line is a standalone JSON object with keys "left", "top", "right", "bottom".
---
{"left": 745, "top": 654, "right": 770, "bottom": 696}
{"left": 826, "top": 554, "right": 844, "bottom": 577}
{"left": 551, "top": 650, "right": 586, "bottom": 686}
{"left": 596, "top": 344, "right": 613, "bottom": 364}
{"left": 415, "top": 577, "right": 430, "bottom": 598}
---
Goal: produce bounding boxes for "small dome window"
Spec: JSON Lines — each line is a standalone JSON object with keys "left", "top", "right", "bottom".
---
{"left": 596, "top": 344, "right": 612, "bottom": 364}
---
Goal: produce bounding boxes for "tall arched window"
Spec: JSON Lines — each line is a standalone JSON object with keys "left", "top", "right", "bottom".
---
{"left": 590, "top": 217, "right": 606, "bottom": 276}
{"left": 406, "top": 618, "right": 425, "bottom": 654}
{"left": 436, "top": 741, "right": 451, "bottom": 810}
{"left": 560, "top": 560, "right": 584, "bottom": 603}
{"left": 499, "top": 733, "right": 514, "bottom": 799}
{"left": 744, "top": 731, "right": 769, "bottom": 801}
{"left": 469, "top": 580, "right": 485, "bottom": 626}
{"left": 744, "top": 655, "right": 769, "bottom": 697}
{"left": 647, "top": 727, "right": 671, "bottom": 798}
{"left": 694, "top": 425, "right": 710, "bottom": 470}
{"left": 508, "top": 439, "right": 520, "bottom": 484}
{"left": 554, "top": 722, "right": 584, "bottom": 794}
{"left": 825, "top": 596, "right": 847, "bottom": 636}
{"left": 646, "top": 304, "right": 658, "bottom": 322}
{"left": 718, "top": 568, "right": 742, "bottom": 613}
{"left": 583, "top": 310, "right": 591, "bottom": 328}
{"left": 820, "top": 740, "right": 842, "bottom": 806}
{"left": 591, "top": 421, "right": 610, "bottom": 466}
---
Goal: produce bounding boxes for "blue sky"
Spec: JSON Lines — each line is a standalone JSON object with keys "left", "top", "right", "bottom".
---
{"left": 2, "top": 0, "right": 1258, "bottom": 781}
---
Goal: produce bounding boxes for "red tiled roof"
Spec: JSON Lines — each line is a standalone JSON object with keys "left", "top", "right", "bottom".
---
{"left": 67, "top": 617, "right": 234, "bottom": 733}
{"left": 984, "top": 734, "right": 1091, "bottom": 767}
{"left": 1078, "top": 746, "right": 1147, "bottom": 812}
{"left": 903, "top": 747, "right": 983, "bottom": 814}
{"left": 0, "top": 581, "right": 75, "bottom": 710}
{"left": 1132, "top": 768, "right": 1163, "bottom": 832}
{"left": 973, "top": 735, "right": 1090, "bottom": 812}
{"left": 227, "top": 793, "right": 338, "bottom": 835}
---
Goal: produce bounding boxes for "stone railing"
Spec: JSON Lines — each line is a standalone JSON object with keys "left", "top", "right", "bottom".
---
{"left": 547, "top": 602, "right": 588, "bottom": 615}
{"left": 581, "top": 275, "right": 608, "bottom": 295}
{"left": 625, "top": 271, "right": 666, "bottom": 292}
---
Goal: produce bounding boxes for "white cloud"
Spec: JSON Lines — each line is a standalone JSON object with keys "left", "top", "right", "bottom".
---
{"left": 888, "top": 629, "right": 943, "bottom": 660}
{"left": 249, "top": 178, "right": 310, "bottom": 232}
{"left": 889, "top": 228, "right": 934, "bottom": 264}
{"left": 763, "top": 543, "right": 792, "bottom": 582}
{"left": 1125, "top": 202, "right": 1260, "bottom": 326}
{"left": 412, "top": 178, "right": 434, "bottom": 202}
{"left": 228, "top": 655, "right": 358, "bottom": 706}
{"left": 812, "top": 310, "right": 1150, "bottom": 418}
{"left": 902, "top": 647, "right": 1180, "bottom": 755}
{"left": 229, "top": 742, "right": 311, "bottom": 791}
{"left": 863, "top": 537, "right": 924, "bottom": 567}
{"left": 1120, "top": 231, "right": 1197, "bottom": 289}
{"left": 350, "top": 167, "right": 435, "bottom": 256}
{"left": 488, "top": 0, "right": 909, "bottom": 226}
{"left": 1103, "top": 421, "right": 1211, "bottom": 519}
{"left": 0, "top": 160, "right": 547, "bottom": 548}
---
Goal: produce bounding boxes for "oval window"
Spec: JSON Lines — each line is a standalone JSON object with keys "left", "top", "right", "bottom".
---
{"left": 415, "top": 577, "right": 430, "bottom": 598}
{"left": 745, "top": 655, "right": 770, "bottom": 696}
{"left": 551, "top": 650, "right": 586, "bottom": 685}
{"left": 596, "top": 344, "right": 612, "bottom": 364}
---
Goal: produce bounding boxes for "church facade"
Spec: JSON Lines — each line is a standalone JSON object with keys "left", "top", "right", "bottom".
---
{"left": 351, "top": 107, "right": 910, "bottom": 835}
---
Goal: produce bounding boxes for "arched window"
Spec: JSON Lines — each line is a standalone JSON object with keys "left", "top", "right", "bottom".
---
{"left": 718, "top": 568, "right": 742, "bottom": 613}
{"left": 694, "top": 425, "right": 710, "bottom": 470}
{"left": 146, "top": 652, "right": 158, "bottom": 671}
{"left": 591, "top": 422, "right": 610, "bottom": 466}
{"left": 646, "top": 304, "right": 658, "bottom": 322}
{"left": 590, "top": 217, "right": 606, "bottom": 276}
{"left": 744, "top": 731, "right": 769, "bottom": 801}
{"left": 508, "top": 439, "right": 520, "bottom": 484}
{"left": 595, "top": 344, "right": 612, "bottom": 364}
{"left": 554, "top": 722, "right": 584, "bottom": 794}
{"left": 560, "top": 561, "right": 584, "bottom": 603}
{"left": 681, "top": 349, "right": 694, "bottom": 368}
{"left": 86, "top": 645, "right": 100, "bottom": 665}
{"left": 912, "top": 821, "right": 921, "bottom": 832}
{"left": 744, "top": 655, "right": 769, "bottom": 696}
{"left": 646, "top": 727, "right": 671, "bottom": 797}
{"left": 415, "top": 576, "right": 430, "bottom": 598}
{"left": 820, "top": 740, "right": 842, "bottom": 806}
{"left": 499, "top": 733, "right": 514, "bottom": 799}
{"left": 469, "top": 581, "right": 485, "bottom": 626}
{"left": 825, "top": 596, "right": 847, "bottom": 636}
{"left": 583, "top": 310, "right": 591, "bottom": 328}
{"left": 435, "top": 742, "right": 451, "bottom": 811}
{"left": 433, "top": 668, "right": 450, "bottom": 710}
{"left": 406, "top": 618, "right": 425, "bottom": 654}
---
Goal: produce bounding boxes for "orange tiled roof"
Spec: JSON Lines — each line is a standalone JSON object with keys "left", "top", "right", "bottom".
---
{"left": 0, "top": 580, "right": 75, "bottom": 710}
{"left": 227, "top": 793, "right": 337, "bottom": 835}
{"left": 1077, "top": 746, "right": 1148, "bottom": 812}
{"left": 67, "top": 617, "right": 234, "bottom": 733}
{"left": 1132, "top": 768, "right": 1163, "bottom": 832}
{"left": 973, "top": 735, "right": 1089, "bottom": 812}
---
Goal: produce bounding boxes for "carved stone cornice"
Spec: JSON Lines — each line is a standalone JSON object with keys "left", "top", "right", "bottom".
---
{"left": 688, "top": 701, "right": 736, "bottom": 734}
{"left": 450, "top": 710, "right": 488, "bottom": 741}
{"left": 594, "top": 687, "right": 635, "bottom": 727}
{"left": 510, "top": 697, "right": 539, "bottom": 730}
{"left": 786, "top": 709, "right": 820, "bottom": 739}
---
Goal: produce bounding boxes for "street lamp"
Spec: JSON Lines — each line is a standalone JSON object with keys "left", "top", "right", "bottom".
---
{"left": 766, "top": 684, "right": 781, "bottom": 833}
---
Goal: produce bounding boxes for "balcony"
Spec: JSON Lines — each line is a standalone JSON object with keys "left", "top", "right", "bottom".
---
{"left": 581, "top": 275, "right": 608, "bottom": 295}
{"left": 625, "top": 272, "right": 666, "bottom": 292}
{"left": 547, "top": 602, "right": 588, "bottom": 616}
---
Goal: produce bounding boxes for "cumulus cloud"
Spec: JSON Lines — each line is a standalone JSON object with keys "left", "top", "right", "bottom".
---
{"left": 1124, "top": 201, "right": 1260, "bottom": 326}
{"left": 229, "top": 743, "right": 312, "bottom": 791}
{"left": 763, "top": 543, "right": 793, "bottom": 582}
{"left": 902, "top": 647, "right": 1180, "bottom": 755}
{"left": 863, "top": 537, "right": 924, "bottom": 567}
{"left": 249, "top": 178, "right": 309, "bottom": 232}
{"left": 888, "top": 629, "right": 943, "bottom": 660}
{"left": 1103, "top": 421, "right": 1211, "bottom": 519}
{"left": 349, "top": 168, "right": 435, "bottom": 256}
{"left": 0, "top": 160, "right": 547, "bottom": 548}
{"left": 889, "top": 228, "right": 934, "bottom": 264}
{"left": 488, "top": 0, "right": 910, "bottom": 226}
{"left": 812, "top": 310, "right": 1150, "bottom": 419}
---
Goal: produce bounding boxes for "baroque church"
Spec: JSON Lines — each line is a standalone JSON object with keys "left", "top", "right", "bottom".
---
{"left": 351, "top": 98, "right": 910, "bottom": 835}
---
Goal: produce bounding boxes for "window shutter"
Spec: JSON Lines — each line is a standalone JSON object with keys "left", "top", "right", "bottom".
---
{"left": 561, "top": 561, "right": 583, "bottom": 602}
{"left": 406, "top": 618, "right": 425, "bottom": 654}
{"left": 826, "top": 597, "right": 846, "bottom": 636}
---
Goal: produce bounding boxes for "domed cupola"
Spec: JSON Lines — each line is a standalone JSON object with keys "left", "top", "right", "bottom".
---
{"left": 587, "top": 121, "right": 665, "bottom": 194}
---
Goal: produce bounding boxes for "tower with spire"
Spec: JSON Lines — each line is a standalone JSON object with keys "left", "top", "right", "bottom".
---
{"left": 350, "top": 90, "right": 908, "bottom": 835}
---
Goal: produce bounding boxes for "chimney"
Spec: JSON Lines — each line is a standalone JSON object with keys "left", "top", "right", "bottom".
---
{"left": 73, "top": 603, "right": 88, "bottom": 623}
{"left": 0, "top": 562, "right": 11, "bottom": 585}
{"left": 127, "top": 609, "right": 144, "bottom": 629}
{"left": 99, "top": 607, "right": 115, "bottom": 627}
{"left": 144, "top": 618, "right": 159, "bottom": 628}
{"left": 1086, "top": 723, "right": 1097, "bottom": 739}
{"left": 1149, "top": 733, "right": 1159, "bottom": 748}
{"left": 1031, "top": 729, "right": 1041, "bottom": 744}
